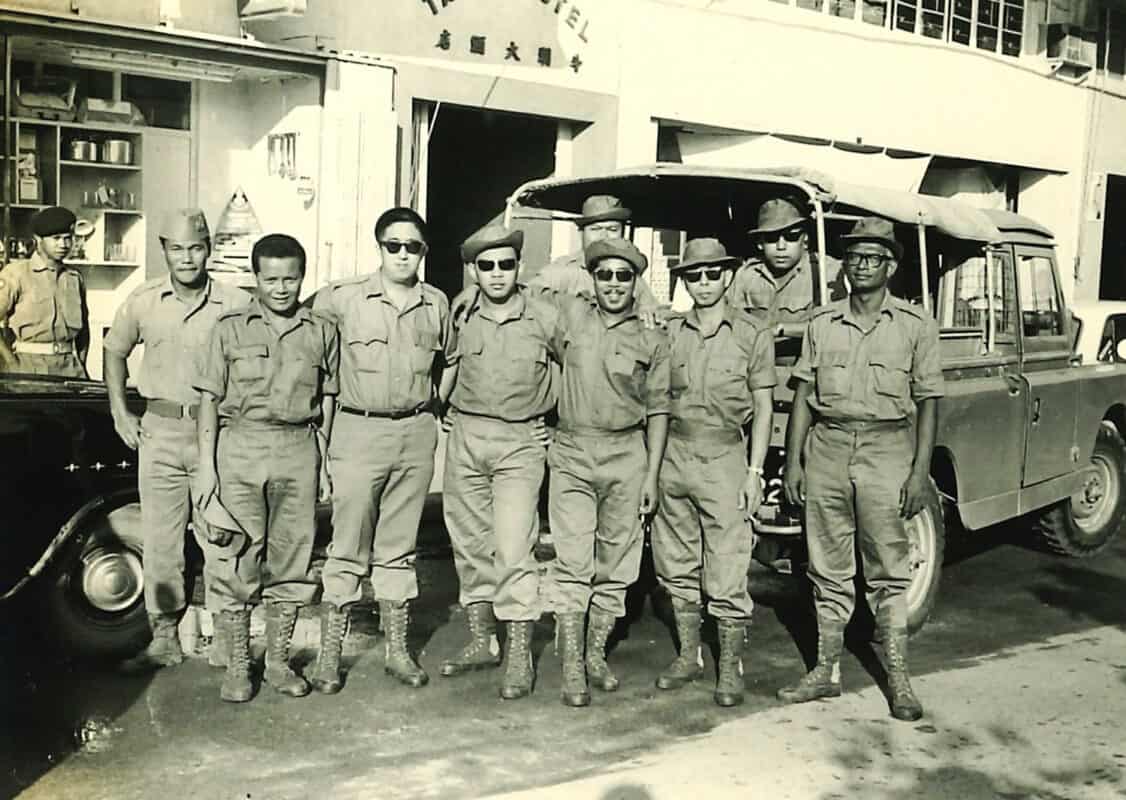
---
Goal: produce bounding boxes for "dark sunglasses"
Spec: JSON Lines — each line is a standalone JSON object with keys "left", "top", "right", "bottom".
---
{"left": 681, "top": 268, "right": 725, "bottom": 283}
{"left": 758, "top": 227, "right": 805, "bottom": 244}
{"left": 381, "top": 239, "right": 425, "bottom": 255}
{"left": 593, "top": 268, "right": 636, "bottom": 283}
{"left": 476, "top": 258, "right": 518, "bottom": 272}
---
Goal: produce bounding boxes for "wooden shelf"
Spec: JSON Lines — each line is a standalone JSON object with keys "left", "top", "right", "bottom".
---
{"left": 60, "top": 160, "right": 141, "bottom": 171}
{"left": 81, "top": 207, "right": 143, "bottom": 216}
{"left": 13, "top": 117, "right": 144, "bottom": 135}
{"left": 8, "top": 202, "right": 48, "bottom": 209}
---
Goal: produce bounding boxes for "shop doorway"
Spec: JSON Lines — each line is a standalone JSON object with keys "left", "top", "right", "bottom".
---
{"left": 420, "top": 103, "right": 557, "bottom": 299}
{"left": 1100, "top": 174, "right": 1126, "bottom": 300}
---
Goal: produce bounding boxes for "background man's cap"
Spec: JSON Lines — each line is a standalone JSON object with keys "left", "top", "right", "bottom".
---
{"left": 671, "top": 237, "right": 740, "bottom": 273}
{"left": 159, "top": 208, "right": 211, "bottom": 243}
{"left": 30, "top": 206, "right": 77, "bottom": 237}
{"left": 839, "top": 216, "right": 904, "bottom": 260}
{"left": 574, "top": 194, "right": 631, "bottom": 227}
{"left": 460, "top": 223, "right": 524, "bottom": 263}
{"left": 585, "top": 237, "right": 648, "bottom": 274}
{"left": 748, "top": 197, "right": 808, "bottom": 236}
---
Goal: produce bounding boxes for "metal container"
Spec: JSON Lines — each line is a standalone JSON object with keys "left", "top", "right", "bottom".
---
{"left": 68, "top": 140, "right": 98, "bottom": 162}
{"left": 100, "top": 139, "right": 133, "bottom": 165}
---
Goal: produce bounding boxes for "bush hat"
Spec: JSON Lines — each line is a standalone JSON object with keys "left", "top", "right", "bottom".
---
{"left": 574, "top": 194, "right": 631, "bottom": 227}
{"left": 670, "top": 237, "right": 740, "bottom": 273}
{"left": 840, "top": 216, "right": 903, "bottom": 260}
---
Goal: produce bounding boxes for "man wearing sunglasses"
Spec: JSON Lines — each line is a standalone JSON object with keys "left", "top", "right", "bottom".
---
{"left": 534, "top": 237, "right": 670, "bottom": 707}
{"left": 437, "top": 223, "right": 561, "bottom": 700}
{"left": 728, "top": 195, "right": 842, "bottom": 337}
{"left": 779, "top": 217, "right": 942, "bottom": 722}
{"left": 652, "top": 238, "right": 776, "bottom": 708}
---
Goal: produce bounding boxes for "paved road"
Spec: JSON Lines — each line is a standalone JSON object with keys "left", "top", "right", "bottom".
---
{"left": 3, "top": 516, "right": 1125, "bottom": 800}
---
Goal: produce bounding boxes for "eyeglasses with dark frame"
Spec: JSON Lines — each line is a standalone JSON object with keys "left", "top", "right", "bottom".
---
{"left": 475, "top": 258, "right": 518, "bottom": 272}
{"left": 843, "top": 252, "right": 893, "bottom": 269}
{"left": 593, "top": 268, "right": 636, "bottom": 283}
{"left": 381, "top": 239, "right": 425, "bottom": 255}
{"left": 681, "top": 267, "right": 725, "bottom": 283}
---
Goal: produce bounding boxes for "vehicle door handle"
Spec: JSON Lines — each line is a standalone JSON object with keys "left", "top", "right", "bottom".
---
{"left": 1003, "top": 373, "right": 1022, "bottom": 396}
{"left": 1032, "top": 397, "right": 1041, "bottom": 424}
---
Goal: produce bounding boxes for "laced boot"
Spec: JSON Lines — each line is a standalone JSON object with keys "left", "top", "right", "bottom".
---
{"left": 499, "top": 620, "right": 535, "bottom": 700}
{"left": 714, "top": 619, "right": 747, "bottom": 707}
{"left": 208, "top": 613, "right": 229, "bottom": 669}
{"left": 585, "top": 608, "right": 620, "bottom": 692}
{"left": 656, "top": 601, "right": 704, "bottom": 690}
{"left": 310, "top": 603, "right": 350, "bottom": 694}
{"left": 878, "top": 608, "right": 924, "bottom": 721}
{"left": 440, "top": 602, "right": 501, "bottom": 677}
{"left": 380, "top": 600, "right": 429, "bottom": 687}
{"left": 556, "top": 612, "right": 590, "bottom": 707}
{"left": 777, "top": 617, "right": 845, "bottom": 704}
{"left": 121, "top": 612, "right": 184, "bottom": 671}
{"left": 219, "top": 609, "right": 253, "bottom": 703}
{"left": 263, "top": 602, "right": 311, "bottom": 698}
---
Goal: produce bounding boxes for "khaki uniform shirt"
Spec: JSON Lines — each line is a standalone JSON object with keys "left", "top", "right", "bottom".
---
{"left": 0, "top": 252, "right": 85, "bottom": 344}
{"left": 104, "top": 276, "right": 248, "bottom": 403}
{"left": 549, "top": 293, "right": 670, "bottom": 432}
{"left": 446, "top": 290, "right": 560, "bottom": 421}
{"left": 668, "top": 305, "right": 777, "bottom": 433}
{"left": 530, "top": 250, "right": 659, "bottom": 309}
{"left": 728, "top": 252, "right": 843, "bottom": 329}
{"left": 194, "top": 297, "right": 340, "bottom": 425}
{"left": 313, "top": 272, "right": 448, "bottom": 414}
{"left": 792, "top": 293, "right": 944, "bottom": 422}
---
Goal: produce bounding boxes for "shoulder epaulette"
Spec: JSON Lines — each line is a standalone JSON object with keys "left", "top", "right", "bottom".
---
{"left": 810, "top": 299, "right": 847, "bottom": 319}
{"left": 889, "top": 295, "right": 928, "bottom": 319}
{"left": 217, "top": 307, "right": 245, "bottom": 321}
{"left": 328, "top": 274, "right": 370, "bottom": 290}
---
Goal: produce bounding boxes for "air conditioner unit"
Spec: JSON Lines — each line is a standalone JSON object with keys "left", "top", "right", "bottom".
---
{"left": 1045, "top": 23, "right": 1096, "bottom": 70}
{"left": 239, "top": 0, "right": 308, "bottom": 21}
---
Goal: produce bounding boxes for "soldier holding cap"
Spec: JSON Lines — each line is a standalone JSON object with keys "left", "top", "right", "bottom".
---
{"left": 436, "top": 223, "right": 561, "bottom": 700}
{"left": 194, "top": 233, "right": 339, "bottom": 703}
{"left": 309, "top": 207, "right": 448, "bottom": 694}
{"left": 729, "top": 195, "right": 842, "bottom": 336}
{"left": 652, "top": 238, "right": 776, "bottom": 708}
{"left": 104, "top": 208, "right": 247, "bottom": 671}
{"left": 0, "top": 206, "right": 88, "bottom": 377}
{"left": 779, "top": 217, "right": 942, "bottom": 722}
{"left": 535, "top": 237, "right": 669, "bottom": 707}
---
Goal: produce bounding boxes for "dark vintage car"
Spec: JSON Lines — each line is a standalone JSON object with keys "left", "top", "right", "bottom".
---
{"left": 0, "top": 374, "right": 150, "bottom": 658}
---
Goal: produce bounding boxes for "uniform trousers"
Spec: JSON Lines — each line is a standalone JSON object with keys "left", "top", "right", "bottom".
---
{"left": 652, "top": 431, "right": 755, "bottom": 620}
{"left": 804, "top": 419, "right": 915, "bottom": 629}
{"left": 210, "top": 421, "right": 319, "bottom": 611}
{"left": 320, "top": 412, "right": 437, "bottom": 606}
{"left": 442, "top": 412, "right": 545, "bottom": 621}
{"left": 548, "top": 428, "right": 646, "bottom": 618}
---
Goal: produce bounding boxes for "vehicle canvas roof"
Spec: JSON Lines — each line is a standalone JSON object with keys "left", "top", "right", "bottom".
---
{"left": 510, "top": 163, "right": 1054, "bottom": 246}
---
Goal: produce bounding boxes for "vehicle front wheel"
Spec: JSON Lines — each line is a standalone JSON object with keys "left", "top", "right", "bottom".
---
{"left": 904, "top": 481, "right": 946, "bottom": 636}
{"left": 1035, "top": 421, "right": 1126, "bottom": 557}
{"left": 41, "top": 501, "right": 149, "bottom": 660}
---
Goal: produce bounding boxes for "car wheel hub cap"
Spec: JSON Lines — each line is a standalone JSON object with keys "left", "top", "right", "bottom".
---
{"left": 1073, "top": 456, "right": 1116, "bottom": 534}
{"left": 905, "top": 510, "right": 934, "bottom": 610}
{"left": 81, "top": 548, "right": 143, "bottom": 613}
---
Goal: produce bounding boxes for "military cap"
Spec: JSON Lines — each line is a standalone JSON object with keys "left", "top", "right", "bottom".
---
{"left": 574, "top": 194, "right": 631, "bottom": 227}
{"left": 670, "top": 237, "right": 740, "bottom": 273}
{"left": 30, "top": 206, "right": 77, "bottom": 237}
{"left": 460, "top": 223, "right": 524, "bottom": 263}
{"left": 840, "top": 216, "right": 903, "bottom": 260}
{"left": 195, "top": 493, "right": 248, "bottom": 555}
{"left": 585, "top": 237, "right": 648, "bottom": 274}
{"left": 158, "top": 208, "right": 211, "bottom": 243}
{"left": 748, "top": 196, "right": 808, "bottom": 236}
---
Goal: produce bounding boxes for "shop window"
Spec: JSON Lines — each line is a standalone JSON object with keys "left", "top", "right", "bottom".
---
{"left": 123, "top": 75, "right": 191, "bottom": 131}
{"left": 1018, "top": 254, "right": 1063, "bottom": 337}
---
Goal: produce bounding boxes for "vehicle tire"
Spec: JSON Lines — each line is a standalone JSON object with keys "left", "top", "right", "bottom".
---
{"left": 1035, "top": 421, "right": 1126, "bottom": 557}
{"left": 904, "top": 480, "right": 946, "bottom": 636}
{"left": 41, "top": 501, "right": 149, "bottom": 660}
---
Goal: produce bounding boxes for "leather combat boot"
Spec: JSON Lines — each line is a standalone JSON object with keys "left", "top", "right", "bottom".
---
{"left": 208, "top": 613, "right": 229, "bottom": 669}
{"left": 556, "top": 612, "right": 591, "bottom": 707}
{"left": 310, "top": 603, "right": 350, "bottom": 694}
{"left": 121, "top": 612, "right": 184, "bottom": 671}
{"left": 263, "top": 602, "right": 311, "bottom": 698}
{"left": 219, "top": 609, "right": 253, "bottom": 703}
{"left": 440, "top": 602, "right": 501, "bottom": 677}
{"left": 380, "top": 600, "right": 429, "bottom": 687}
{"left": 777, "top": 617, "right": 845, "bottom": 704}
{"left": 877, "top": 608, "right": 924, "bottom": 721}
{"left": 714, "top": 619, "right": 747, "bottom": 707}
{"left": 656, "top": 601, "right": 704, "bottom": 690}
{"left": 585, "top": 608, "right": 620, "bottom": 692}
{"left": 499, "top": 620, "right": 535, "bottom": 700}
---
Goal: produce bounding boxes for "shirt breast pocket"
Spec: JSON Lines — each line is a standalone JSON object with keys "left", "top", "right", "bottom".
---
{"left": 346, "top": 325, "right": 389, "bottom": 374}
{"left": 609, "top": 344, "right": 650, "bottom": 395}
{"left": 815, "top": 350, "right": 850, "bottom": 403}
{"left": 277, "top": 360, "right": 320, "bottom": 416}
{"left": 670, "top": 358, "right": 690, "bottom": 395}
{"left": 710, "top": 355, "right": 746, "bottom": 399}
{"left": 412, "top": 328, "right": 441, "bottom": 374}
{"left": 869, "top": 351, "right": 911, "bottom": 402}
{"left": 230, "top": 344, "right": 269, "bottom": 385}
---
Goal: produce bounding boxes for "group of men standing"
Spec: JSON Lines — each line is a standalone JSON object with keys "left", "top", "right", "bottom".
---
{"left": 0, "top": 188, "right": 941, "bottom": 721}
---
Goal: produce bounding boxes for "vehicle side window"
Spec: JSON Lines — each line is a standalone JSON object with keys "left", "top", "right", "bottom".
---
{"left": 939, "top": 250, "right": 1017, "bottom": 352}
{"left": 1018, "top": 254, "right": 1063, "bottom": 337}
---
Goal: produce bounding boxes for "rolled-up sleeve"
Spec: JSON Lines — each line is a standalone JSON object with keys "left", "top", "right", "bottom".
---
{"left": 194, "top": 324, "right": 228, "bottom": 400}
{"left": 791, "top": 320, "right": 817, "bottom": 384}
{"left": 322, "top": 323, "right": 341, "bottom": 397}
{"left": 746, "top": 325, "right": 777, "bottom": 391}
{"left": 911, "top": 316, "right": 944, "bottom": 401}
{"left": 645, "top": 334, "right": 671, "bottom": 416}
{"left": 102, "top": 293, "right": 141, "bottom": 357}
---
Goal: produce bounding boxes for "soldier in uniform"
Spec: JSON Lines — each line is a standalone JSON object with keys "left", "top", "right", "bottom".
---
{"left": 194, "top": 234, "right": 339, "bottom": 703}
{"left": 0, "top": 206, "right": 88, "bottom": 377}
{"left": 652, "top": 238, "right": 776, "bottom": 708}
{"left": 104, "top": 208, "right": 247, "bottom": 670}
{"left": 438, "top": 223, "right": 559, "bottom": 700}
{"left": 309, "top": 207, "right": 448, "bottom": 694}
{"left": 779, "top": 217, "right": 942, "bottom": 721}
{"left": 538, "top": 237, "right": 670, "bottom": 707}
{"left": 728, "top": 195, "right": 842, "bottom": 337}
